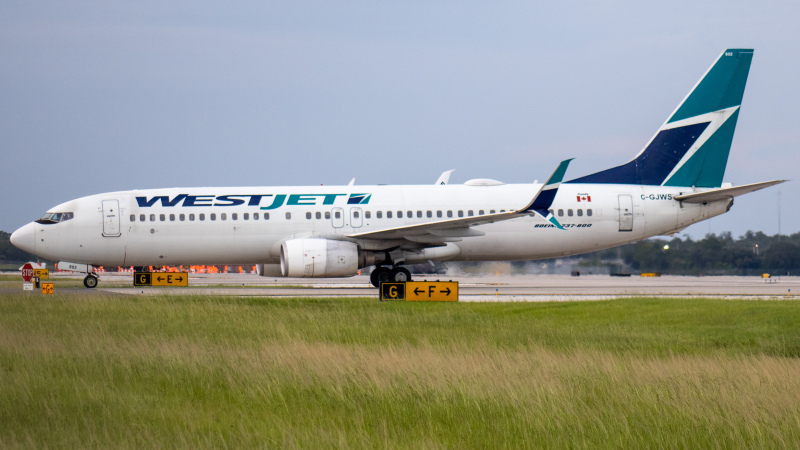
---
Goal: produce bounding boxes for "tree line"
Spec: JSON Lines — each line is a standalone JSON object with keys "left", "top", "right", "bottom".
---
{"left": 577, "top": 231, "right": 800, "bottom": 276}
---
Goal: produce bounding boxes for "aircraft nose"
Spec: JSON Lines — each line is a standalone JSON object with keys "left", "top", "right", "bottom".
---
{"left": 10, "top": 223, "right": 36, "bottom": 255}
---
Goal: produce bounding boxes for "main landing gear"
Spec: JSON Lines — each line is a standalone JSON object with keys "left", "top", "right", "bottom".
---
{"left": 370, "top": 266, "right": 411, "bottom": 288}
{"left": 83, "top": 274, "right": 99, "bottom": 288}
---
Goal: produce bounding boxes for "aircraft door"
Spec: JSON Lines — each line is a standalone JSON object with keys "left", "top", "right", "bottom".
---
{"left": 618, "top": 194, "right": 633, "bottom": 232}
{"left": 331, "top": 207, "right": 345, "bottom": 228}
{"left": 102, "top": 199, "right": 121, "bottom": 237}
{"left": 350, "top": 207, "right": 363, "bottom": 228}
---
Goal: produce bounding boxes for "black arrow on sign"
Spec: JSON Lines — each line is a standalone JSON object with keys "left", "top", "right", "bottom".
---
{"left": 176, "top": 276, "right": 183, "bottom": 282}
{"left": 157, "top": 276, "right": 164, "bottom": 282}
{"left": 441, "top": 287, "right": 451, "bottom": 295}
{"left": 414, "top": 288, "right": 424, "bottom": 295}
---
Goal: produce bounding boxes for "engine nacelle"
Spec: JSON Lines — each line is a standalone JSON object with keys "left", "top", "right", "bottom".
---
{"left": 280, "top": 239, "right": 359, "bottom": 277}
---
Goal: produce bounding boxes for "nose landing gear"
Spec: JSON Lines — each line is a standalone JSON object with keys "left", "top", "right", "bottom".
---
{"left": 369, "top": 266, "right": 412, "bottom": 287}
{"left": 83, "top": 274, "right": 99, "bottom": 288}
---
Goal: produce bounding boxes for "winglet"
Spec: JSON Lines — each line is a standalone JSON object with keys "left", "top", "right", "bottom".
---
{"left": 435, "top": 170, "right": 455, "bottom": 185}
{"left": 518, "top": 158, "right": 573, "bottom": 229}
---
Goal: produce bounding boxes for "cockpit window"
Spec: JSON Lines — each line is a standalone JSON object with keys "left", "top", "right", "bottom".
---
{"left": 35, "top": 212, "right": 74, "bottom": 224}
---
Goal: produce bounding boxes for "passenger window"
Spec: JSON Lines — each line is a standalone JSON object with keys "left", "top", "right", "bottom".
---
{"left": 417, "top": 211, "right": 422, "bottom": 218}
{"left": 354, "top": 211, "right": 360, "bottom": 219}
{"left": 211, "top": 213, "right": 217, "bottom": 221}
{"left": 437, "top": 211, "right": 442, "bottom": 218}
{"left": 244, "top": 213, "right": 249, "bottom": 220}
{"left": 387, "top": 211, "right": 393, "bottom": 219}
{"left": 189, "top": 214, "right": 195, "bottom": 221}
{"left": 365, "top": 211, "right": 371, "bottom": 219}
{"left": 316, "top": 212, "right": 321, "bottom": 219}
{"left": 232, "top": 213, "right": 237, "bottom": 220}
{"left": 490, "top": 210, "right": 496, "bottom": 214}
{"left": 254, "top": 213, "right": 259, "bottom": 220}
{"left": 130, "top": 214, "right": 135, "bottom": 222}
{"left": 334, "top": 211, "right": 341, "bottom": 219}
{"left": 558, "top": 209, "right": 564, "bottom": 217}
{"left": 427, "top": 211, "right": 432, "bottom": 218}
{"left": 587, "top": 209, "right": 593, "bottom": 217}
{"left": 397, "top": 211, "right": 402, "bottom": 218}
{"left": 468, "top": 210, "right": 474, "bottom": 217}
{"left": 160, "top": 214, "right": 165, "bottom": 221}
{"left": 377, "top": 211, "right": 382, "bottom": 219}
{"left": 170, "top": 214, "right": 175, "bottom": 221}
{"left": 577, "top": 209, "right": 583, "bottom": 217}
{"left": 306, "top": 212, "right": 312, "bottom": 219}
{"left": 286, "top": 212, "right": 291, "bottom": 220}
{"left": 458, "top": 210, "right": 464, "bottom": 218}
{"left": 500, "top": 210, "right": 505, "bottom": 213}
{"left": 264, "top": 212, "right": 270, "bottom": 220}
{"left": 199, "top": 214, "right": 205, "bottom": 221}
{"left": 568, "top": 209, "right": 573, "bottom": 217}
{"left": 150, "top": 214, "right": 156, "bottom": 222}
{"left": 180, "top": 214, "right": 185, "bottom": 221}
{"left": 407, "top": 211, "right": 412, "bottom": 218}
{"left": 447, "top": 210, "right": 453, "bottom": 218}
{"left": 325, "top": 211, "right": 330, "bottom": 219}
{"left": 221, "top": 213, "right": 226, "bottom": 220}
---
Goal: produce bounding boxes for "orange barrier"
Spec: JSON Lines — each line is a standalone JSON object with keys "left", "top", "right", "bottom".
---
{"left": 106, "top": 264, "right": 257, "bottom": 274}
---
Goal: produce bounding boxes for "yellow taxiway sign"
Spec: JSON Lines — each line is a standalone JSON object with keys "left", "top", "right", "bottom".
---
{"left": 134, "top": 272, "right": 189, "bottom": 287}
{"left": 41, "top": 282, "right": 54, "bottom": 294}
{"left": 380, "top": 281, "right": 458, "bottom": 302}
{"left": 33, "top": 269, "right": 49, "bottom": 279}
{"left": 406, "top": 281, "right": 458, "bottom": 301}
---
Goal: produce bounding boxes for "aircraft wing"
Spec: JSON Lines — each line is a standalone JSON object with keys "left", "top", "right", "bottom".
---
{"left": 674, "top": 180, "right": 787, "bottom": 203}
{"left": 348, "top": 159, "right": 573, "bottom": 243}
{"left": 348, "top": 211, "right": 522, "bottom": 242}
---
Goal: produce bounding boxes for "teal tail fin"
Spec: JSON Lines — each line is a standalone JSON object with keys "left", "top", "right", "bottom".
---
{"left": 568, "top": 49, "right": 753, "bottom": 188}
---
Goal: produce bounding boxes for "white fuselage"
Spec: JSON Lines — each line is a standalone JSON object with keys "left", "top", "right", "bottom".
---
{"left": 21, "top": 182, "right": 730, "bottom": 268}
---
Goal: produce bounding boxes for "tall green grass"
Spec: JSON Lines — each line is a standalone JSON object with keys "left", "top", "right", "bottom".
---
{"left": 1, "top": 294, "right": 799, "bottom": 448}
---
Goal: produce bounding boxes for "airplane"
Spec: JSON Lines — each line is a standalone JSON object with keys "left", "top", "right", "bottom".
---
{"left": 10, "top": 48, "right": 786, "bottom": 289}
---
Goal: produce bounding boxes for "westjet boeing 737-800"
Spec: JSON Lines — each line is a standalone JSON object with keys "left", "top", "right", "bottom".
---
{"left": 10, "top": 48, "right": 785, "bottom": 288}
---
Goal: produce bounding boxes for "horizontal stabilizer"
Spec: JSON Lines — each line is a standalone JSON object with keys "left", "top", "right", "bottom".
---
{"left": 674, "top": 179, "right": 787, "bottom": 203}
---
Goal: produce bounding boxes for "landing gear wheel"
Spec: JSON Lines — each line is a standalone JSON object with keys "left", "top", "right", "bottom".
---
{"left": 83, "top": 274, "right": 99, "bottom": 289}
{"left": 370, "top": 267, "right": 391, "bottom": 288}
{"left": 390, "top": 267, "right": 411, "bottom": 282}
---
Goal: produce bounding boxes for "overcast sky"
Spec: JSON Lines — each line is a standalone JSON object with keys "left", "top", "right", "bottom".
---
{"left": 1, "top": 1, "right": 798, "bottom": 239}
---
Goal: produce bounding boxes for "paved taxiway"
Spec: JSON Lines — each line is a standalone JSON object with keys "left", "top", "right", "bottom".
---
{"left": 43, "top": 272, "right": 800, "bottom": 301}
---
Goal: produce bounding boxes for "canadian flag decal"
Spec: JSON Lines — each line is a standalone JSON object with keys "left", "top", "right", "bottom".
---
{"left": 577, "top": 194, "right": 592, "bottom": 202}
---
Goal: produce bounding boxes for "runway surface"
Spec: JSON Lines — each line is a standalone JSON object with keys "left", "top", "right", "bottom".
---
{"left": 55, "top": 272, "right": 800, "bottom": 301}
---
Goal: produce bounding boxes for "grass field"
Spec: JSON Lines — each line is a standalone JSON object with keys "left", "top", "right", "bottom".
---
{"left": 1, "top": 292, "right": 800, "bottom": 448}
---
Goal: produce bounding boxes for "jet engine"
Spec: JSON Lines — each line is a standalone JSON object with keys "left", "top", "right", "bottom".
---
{"left": 280, "top": 239, "right": 359, "bottom": 277}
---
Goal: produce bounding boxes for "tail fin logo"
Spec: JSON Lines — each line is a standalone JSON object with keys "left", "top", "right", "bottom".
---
{"left": 566, "top": 49, "right": 753, "bottom": 188}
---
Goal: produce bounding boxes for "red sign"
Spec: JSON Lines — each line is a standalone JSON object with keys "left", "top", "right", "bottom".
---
{"left": 21, "top": 263, "right": 34, "bottom": 282}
